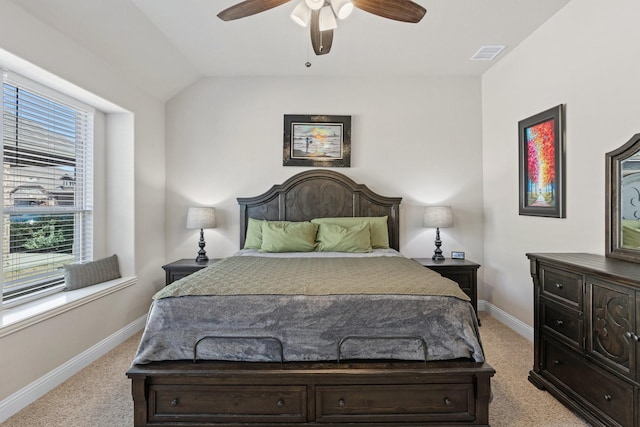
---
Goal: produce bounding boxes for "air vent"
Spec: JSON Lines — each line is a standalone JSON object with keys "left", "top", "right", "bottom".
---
{"left": 470, "top": 45, "right": 506, "bottom": 61}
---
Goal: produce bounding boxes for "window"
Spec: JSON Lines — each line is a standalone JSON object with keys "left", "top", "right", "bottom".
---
{"left": 2, "top": 72, "right": 94, "bottom": 305}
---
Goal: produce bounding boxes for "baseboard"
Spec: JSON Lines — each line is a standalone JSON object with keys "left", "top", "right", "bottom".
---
{"left": 478, "top": 300, "right": 534, "bottom": 342}
{"left": 0, "top": 315, "right": 146, "bottom": 423}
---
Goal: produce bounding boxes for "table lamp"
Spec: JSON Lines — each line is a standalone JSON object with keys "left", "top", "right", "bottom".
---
{"left": 423, "top": 206, "right": 453, "bottom": 261}
{"left": 186, "top": 207, "right": 217, "bottom": 262}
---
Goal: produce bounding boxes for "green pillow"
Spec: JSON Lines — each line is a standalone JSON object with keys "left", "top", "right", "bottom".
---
{"left": 316, "top": 222, "right": 372, "bottom": 253}
{"left": 244, "top": 218, "right": 265, "bottom": 249}
{"left": 311, "top": 216, "right": 389, "bottom": 249}
{"left": 260, "top": 221, "right": 318, "bottom": 252}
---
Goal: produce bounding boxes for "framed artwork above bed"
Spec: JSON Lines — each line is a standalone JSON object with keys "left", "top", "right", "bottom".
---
{"left": 283, "top": 114, "right": 351, "bottom": 167}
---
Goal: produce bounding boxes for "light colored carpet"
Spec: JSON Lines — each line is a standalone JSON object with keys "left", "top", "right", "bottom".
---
{"left": 479, "top": 315, "right": 589, "bottom": 427}
{"left": 2, "top": 313, "right": 590, "bottom": 426}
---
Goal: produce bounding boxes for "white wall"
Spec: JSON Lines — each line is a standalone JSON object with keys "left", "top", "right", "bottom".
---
{"left": 165, "top": 76, "right": 484, "bottom": 270}
{"left": 0, "top": 1, "right": 166, "bottom": 402}
{"left": 481, "top": 0, "right": 640, "bottom": 326}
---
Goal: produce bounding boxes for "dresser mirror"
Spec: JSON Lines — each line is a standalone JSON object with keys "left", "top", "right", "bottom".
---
{"left": 606, "top": 133, "right": 640, "bottom": 263}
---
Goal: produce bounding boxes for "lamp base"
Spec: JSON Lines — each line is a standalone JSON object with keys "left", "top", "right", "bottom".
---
{"left": 432, "top": 227, "right": 445, "bottom": 261}
{"left": 195, "top": 228, "right": 209, "bottom": 263}
{"left": 195, "top": 253, "right": 209, "bottom": 263}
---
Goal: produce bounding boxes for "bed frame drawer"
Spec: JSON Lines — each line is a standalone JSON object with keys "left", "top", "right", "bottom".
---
{"left": 149, "top": 385, "right": 307, "bottom": 423}
{"left": 315, "top": 384, "right": 475, "bottom": 423}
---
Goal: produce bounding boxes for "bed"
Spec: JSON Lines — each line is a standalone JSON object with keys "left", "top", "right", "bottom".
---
{"left": 127, "top": 169, "right": 494, "bottom": 426}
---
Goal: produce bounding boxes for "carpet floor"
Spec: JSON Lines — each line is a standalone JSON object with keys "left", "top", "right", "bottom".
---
{"left": 2, "top": 313, "right": 590, "bottom": 426}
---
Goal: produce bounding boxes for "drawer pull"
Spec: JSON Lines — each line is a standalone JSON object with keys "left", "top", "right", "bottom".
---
{"left": 276, "top": 399, "right": 284, "bottom": 408}
{"left": 444, "top": 398, "right": 452, "bottom": 405}
{"left": 555, "top": 320, "right": 564, "bottom": 327}
{"left": 624, "top": 331, "right": 640, "bottom": 342}
{"left": 338, "top": 398, "right": 346, "bottom": 407}
{"left": 170, "top": 399, "right": 179, "bottom": 407}
{"left": 555, "top": 283, "right": 563, "bottom": 289}
{"left": 552, "top": 359, "right": 562, "bottom": 365}
{"left": 604, "top": 393, "right": 612, "bottom": 402}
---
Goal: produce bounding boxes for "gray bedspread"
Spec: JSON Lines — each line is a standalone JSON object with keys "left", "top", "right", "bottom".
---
{"left": 132, "top": 253, "right": 485, "bottom": 364}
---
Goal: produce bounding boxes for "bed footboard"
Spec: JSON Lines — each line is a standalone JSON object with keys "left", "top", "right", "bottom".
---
{"left": 127, "top": 360, "right": 494, "bottom": 426}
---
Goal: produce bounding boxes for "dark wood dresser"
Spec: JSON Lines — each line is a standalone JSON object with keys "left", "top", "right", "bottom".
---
{"left": 527, "top": 252, "right": 640, "bottom": 427}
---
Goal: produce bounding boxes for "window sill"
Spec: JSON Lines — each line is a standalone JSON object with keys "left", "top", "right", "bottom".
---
{"left": 0, "top": 277, "right": 136, "bottom": 338}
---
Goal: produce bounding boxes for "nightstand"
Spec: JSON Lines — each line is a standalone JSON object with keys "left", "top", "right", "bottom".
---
{"left": 413, "top": 258, "right": 480, "bottom": 322}
{"left": 161, "top": 258, "right": 220, "bottom": 286}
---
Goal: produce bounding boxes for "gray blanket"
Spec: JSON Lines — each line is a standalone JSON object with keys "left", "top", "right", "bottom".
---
{"left": 133, "top": 293, "right": 484, "bottom": 364}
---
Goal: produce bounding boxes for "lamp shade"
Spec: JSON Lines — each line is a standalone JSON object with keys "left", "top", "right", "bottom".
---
{"left": 305, "top": 0, "right": 324, "bottom": 10}
{"left": 186, "top": 207, "right": 217, "bottom": 229}
{"left": 319, "top": 5, "right": 337, "bottom": 31}
{"left": 423, "top": 206, "right": 453, "bottom": 229}
{"left": 291, "top": 0, "right": 311, "bottom": 26}
{"left": 331, "top": 0, "right": 354, "bottom": 19}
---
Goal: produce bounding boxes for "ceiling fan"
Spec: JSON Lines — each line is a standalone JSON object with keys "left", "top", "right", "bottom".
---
{"left": 217, "top": 0, "right": 426, "bottom": 56}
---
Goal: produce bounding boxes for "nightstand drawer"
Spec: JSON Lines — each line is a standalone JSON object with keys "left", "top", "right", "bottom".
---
{"left": 167, "top": 271, "right": 194, "bottom": 283}
{"left": 162, "top": 258, "right": 220, "bottom": 285}
{"left": 438, "top": 271, "right": 472, "bottom": 292}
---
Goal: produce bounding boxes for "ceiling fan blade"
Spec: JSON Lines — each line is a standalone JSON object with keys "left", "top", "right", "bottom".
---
{"left": 218, "top": 0, "right": 292, "bottom": 21}
{"left": 310, "top": 9, "right": 333, "bottom": 55}
{"left": 352, "top": 0, "right": 426, "bottom": 23}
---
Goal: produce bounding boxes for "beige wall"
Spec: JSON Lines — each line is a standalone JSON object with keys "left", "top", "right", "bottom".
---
{"left": 0, "top": 0, "right": 166, "bottom": 402}
{"left": 165, "top": 76, "right": 485, "bottom": 268}
{"left": 481, "top": 0, "right": 640, "bottom": 326}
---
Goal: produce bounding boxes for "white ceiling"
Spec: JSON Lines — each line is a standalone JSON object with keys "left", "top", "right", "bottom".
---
{"left": 8, "top": 0, "right": 571, "bottom": 101}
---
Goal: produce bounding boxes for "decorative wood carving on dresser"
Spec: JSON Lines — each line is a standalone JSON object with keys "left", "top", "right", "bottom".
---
{"left": 527, "top": 253, "right": 640, "bottom": 427}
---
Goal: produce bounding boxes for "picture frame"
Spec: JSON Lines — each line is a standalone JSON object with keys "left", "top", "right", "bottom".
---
{"left": 451, "top": 251, "right": 465, "bottom": 260}
{"left": 518, "top": 104, "right": 565, "bottom": 218}
{"left": 283, "top": 114, "right": 351, "bottom": 167}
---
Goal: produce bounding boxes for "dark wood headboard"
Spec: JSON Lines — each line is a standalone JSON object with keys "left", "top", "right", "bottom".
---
{"left": 237, "top": 169, "right": 402, "bottom": 250}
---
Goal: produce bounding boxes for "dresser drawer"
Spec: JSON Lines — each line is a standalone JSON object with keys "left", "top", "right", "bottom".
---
{"left": 315, "top": 384, "right": 475, "bottom": 423}
{"left": 543, "top": 338, "right": 633, "bottom": 427}
{"left": 540, "top": 298, "right": 583, "bottom": 349}
{"left": 149, "top": 385, "right": 307, "bottom": 423}
{"left": 540, "top": 266, "right": 583, "bottom": 308}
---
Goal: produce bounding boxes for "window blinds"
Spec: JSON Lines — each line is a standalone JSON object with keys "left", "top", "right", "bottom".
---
{"left": 2, "top": 72, "right": 94, "bottom": 303}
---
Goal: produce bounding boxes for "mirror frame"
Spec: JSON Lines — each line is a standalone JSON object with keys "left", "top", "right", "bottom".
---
{"left": 606, "top": 133, "right": 640, "bottom": 263}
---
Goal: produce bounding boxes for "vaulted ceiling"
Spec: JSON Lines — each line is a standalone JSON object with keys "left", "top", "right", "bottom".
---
{"left": 7, "top": 0, "right": 571, "bottom": 101}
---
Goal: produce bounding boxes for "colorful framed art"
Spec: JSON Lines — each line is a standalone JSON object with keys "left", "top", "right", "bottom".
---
{"left": 518, "top": 104, "right": 565, "bottom": 218}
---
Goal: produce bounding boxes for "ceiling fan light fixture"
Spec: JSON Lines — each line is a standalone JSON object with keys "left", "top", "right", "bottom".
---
{"left": 305, "top": 0, "right": 324, "bottom": 11}
{"left": 319, "top": 6, "right": 337, "bottom": 31}
{"left": 291, "top": 1, "right": 311, "bottom": 27}
{"left": 331, "top": 0, "right": 353, "bottom": 20}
